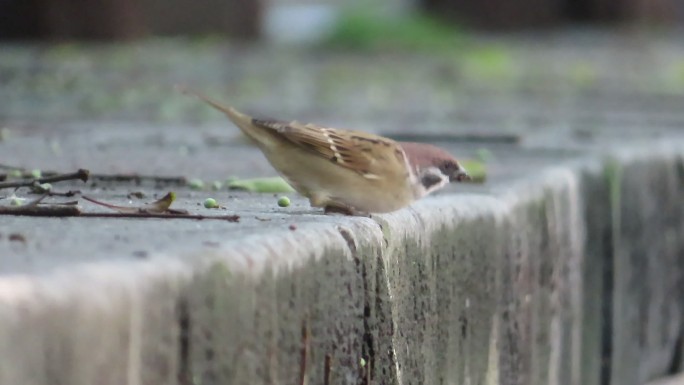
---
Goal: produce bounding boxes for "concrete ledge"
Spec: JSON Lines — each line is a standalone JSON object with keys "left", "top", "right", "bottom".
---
{"left": 0, "top": 259, "right": 191, "bottom": 385}
{"left": 1, "top": 140, "right": 683, "bottom": 385}
{"left": 648, "top": 373, "right": 684, "bottom": 385}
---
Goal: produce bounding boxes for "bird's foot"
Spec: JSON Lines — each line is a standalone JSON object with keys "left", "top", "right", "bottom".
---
{"left": 323, "top": 205, "right": 370, "bottom": 217}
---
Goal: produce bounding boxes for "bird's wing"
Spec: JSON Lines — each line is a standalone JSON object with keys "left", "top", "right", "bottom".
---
{"left": 252, "top": 119, "right": 408, "bottom": 180}
{"left": 177, "top": 86, "right": 409, "bottom": 180}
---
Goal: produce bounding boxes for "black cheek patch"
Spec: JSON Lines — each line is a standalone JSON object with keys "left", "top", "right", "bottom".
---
{"left": 421, "top": 173, "right": 444, "bottom": 190}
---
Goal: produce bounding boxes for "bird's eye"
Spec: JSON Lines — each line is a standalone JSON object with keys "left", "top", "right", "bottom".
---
{"left": 442, "top": 161, "right": 455, "bottom": 171}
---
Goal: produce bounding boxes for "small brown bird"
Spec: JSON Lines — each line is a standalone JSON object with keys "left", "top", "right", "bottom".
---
{"left": 182, "top": 88, "right": 469, "bottom": 216}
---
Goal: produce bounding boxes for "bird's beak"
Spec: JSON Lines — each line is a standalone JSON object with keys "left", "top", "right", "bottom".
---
{"left": 450, "top": 168, "right": 471, "bottom": 182}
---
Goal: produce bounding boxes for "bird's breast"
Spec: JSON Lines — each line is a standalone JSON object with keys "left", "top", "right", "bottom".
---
{"left": 261, "top": 145, "right": 415, "bottom": 213}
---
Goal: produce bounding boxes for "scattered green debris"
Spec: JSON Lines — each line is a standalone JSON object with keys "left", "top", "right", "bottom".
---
{"left": 188, "top": 178, "right": 205, "bottom": 190}
{"left": 31, "top": 183, "right": 52, "bottom": 193}
{"left": 30, "top": 169, "right": 42, "bottom": 179}
{"left": 228, "top": 177, "right": 295, "bottom": 193}
{"left": 9, "top": 195, "right": 26, "bottom": 206}
{"left": 668, "top": 60, "right": 684, "bottom": 90}
{"left": 461, "top": 159, "right": 487, "bottom": 183}
{"left": 460, "top": 46, "right": 515, "bottom": 81}
{"left": 569, "top": 62, "right": 597, "bottom": 87}
{"left": 209, "top": 261, "right": 232, "bottom": 279}
{"left": 203, "top": 197, "right": 219, "bottom": 209}
{"left": 324, "top": 9, "right": 463, "bottom": 52}
{"left": 0, "top": 127, "right": 11, "bottom": 142}
{"left": 475, "top": 148, "right": 494, "bottom": 163}
{"left": 676, "top": 61, "right": 684, "bottom": 83}
{"left": 45, "top": 43, "right": 81, "bottom": 60}
{"left": 8, "top": 170, "right": 22, "bottom": 178}
{"left": 277, "top": 196, "right": 291, "bottom": 207}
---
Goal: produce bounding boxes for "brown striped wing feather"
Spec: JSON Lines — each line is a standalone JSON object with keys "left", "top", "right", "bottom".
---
{"left": 252, "top": 119, "right": 408, "bottom": 180}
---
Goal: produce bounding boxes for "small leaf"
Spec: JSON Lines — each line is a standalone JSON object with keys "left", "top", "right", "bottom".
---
{"left": 145, "top": 192, "right": 176, "bottom": 213}
{"left": 460, "top": 160, "right": 487, "bottom": 183}
{"left": 228, "top": 177, "right": 295, "bottom": 193}
{"left": 9, "top": 195, "right": 26, "bottom": 206}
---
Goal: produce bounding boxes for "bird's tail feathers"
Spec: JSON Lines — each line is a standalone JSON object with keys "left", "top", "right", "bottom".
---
{"left": 176, "top": 85, "right": 262, "bottom": 143}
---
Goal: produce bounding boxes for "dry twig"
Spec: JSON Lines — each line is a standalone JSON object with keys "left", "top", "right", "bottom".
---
{"left": 0, "top": 193, "right": 81, "bottom": 216}
{"left": 81, "top": 193, "right": 240, "bottom": 221}
{"left": 0, "top": 205, "right": 81, "bottom": 216}
{"left": 79, "top": 212, "right": 240, "bottom": 221}
{"left": 0, "top": 169, "right": 89, "bottom": 190}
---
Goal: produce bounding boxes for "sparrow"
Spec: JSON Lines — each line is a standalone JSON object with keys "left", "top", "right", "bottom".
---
{"left": 181, "top": 88, "right": 470, "bottom": 216}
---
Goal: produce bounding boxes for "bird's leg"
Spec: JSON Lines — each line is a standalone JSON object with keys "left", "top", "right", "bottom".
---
{"left": 309, "top": 194, "right": 369, "bottom": 217}
{"left": 323, "top": 205, "right": 370, "bottom": 217}
{"left": 323, "top": 205, "right": 355, "bottom": 216}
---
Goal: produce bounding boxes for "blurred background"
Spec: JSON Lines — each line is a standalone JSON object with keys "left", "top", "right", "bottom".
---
{"left": 1, "top": 0, "right": 684, "bottom": 140}
{"left": 2, "top": 4, "right": 684, "bottom": 385}
{"left": 1, "top": 0, "right": 682, "bottom": 40}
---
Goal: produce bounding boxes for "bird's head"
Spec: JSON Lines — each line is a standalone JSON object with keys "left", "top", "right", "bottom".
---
{"left": 400, "top": 142, "right": 470, "bottom": 196}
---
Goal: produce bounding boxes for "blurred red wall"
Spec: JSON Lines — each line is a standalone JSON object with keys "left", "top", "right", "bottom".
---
{"left": 0, "top": 0, "right": 681, "bottom": 40}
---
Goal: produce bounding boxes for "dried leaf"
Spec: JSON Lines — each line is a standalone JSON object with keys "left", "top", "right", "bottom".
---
{"left": 144, "top": 192, "right": 176, "bottom": 213}
{"left": 81, "top": 192, "right": 183, "bottom": 214}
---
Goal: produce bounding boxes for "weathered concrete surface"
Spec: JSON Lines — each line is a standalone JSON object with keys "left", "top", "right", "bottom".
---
{"left": 606, "top": 146, "right": 684, "bottom": 385}
{"left": 648, "top": 373, "right": 684, "bottom": 385}
{"left": 181, "top": 219, "right": 383, "bottom": 385}
{"left": 1, "top": 32, "right": 684, "bottom": 385}
{"left": 0, "top": 141, "right": 683, "bottom": 385}
{"left": 0, "top": 258, "right": 190, "bottom": 385}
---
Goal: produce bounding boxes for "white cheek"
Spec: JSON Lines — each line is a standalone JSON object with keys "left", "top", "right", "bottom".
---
{"left": 414, "top": 167, "right": 449, "bottom": 197}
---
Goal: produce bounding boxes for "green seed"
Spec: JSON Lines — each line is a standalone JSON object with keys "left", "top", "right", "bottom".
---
{"left": 9, "top": 196, "right": 25, "bottom": 206}
{"left": 37, "top": 183, "right": 52, "bottom": 192}
{"left": 277, "top": 196, "right": 291, "bottom": 207}
{"left": 203, "top": 198, "right": 219, "bottom": 209}
{"left": 188, "top": 178, "right": 204, "bottom": 190}
{"left": 211, "top": 181, "right": 223, "bottom": 191}
{"left": 30, "top": 169, "right": 42, "bottom": 179}
{"left": 8, "top": 170, "right": 22, "bottom": 178}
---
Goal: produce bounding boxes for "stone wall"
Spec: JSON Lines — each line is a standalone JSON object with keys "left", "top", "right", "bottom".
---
{"left": 2, "top": 141, "right": 681, "bottom": 384}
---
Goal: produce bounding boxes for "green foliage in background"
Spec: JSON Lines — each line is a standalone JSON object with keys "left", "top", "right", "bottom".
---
{"left": 459, "top": 45, "right": 516, "bottom": 81}
{"left": 323, "top": 9, "right": 464, "bottom": 52}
